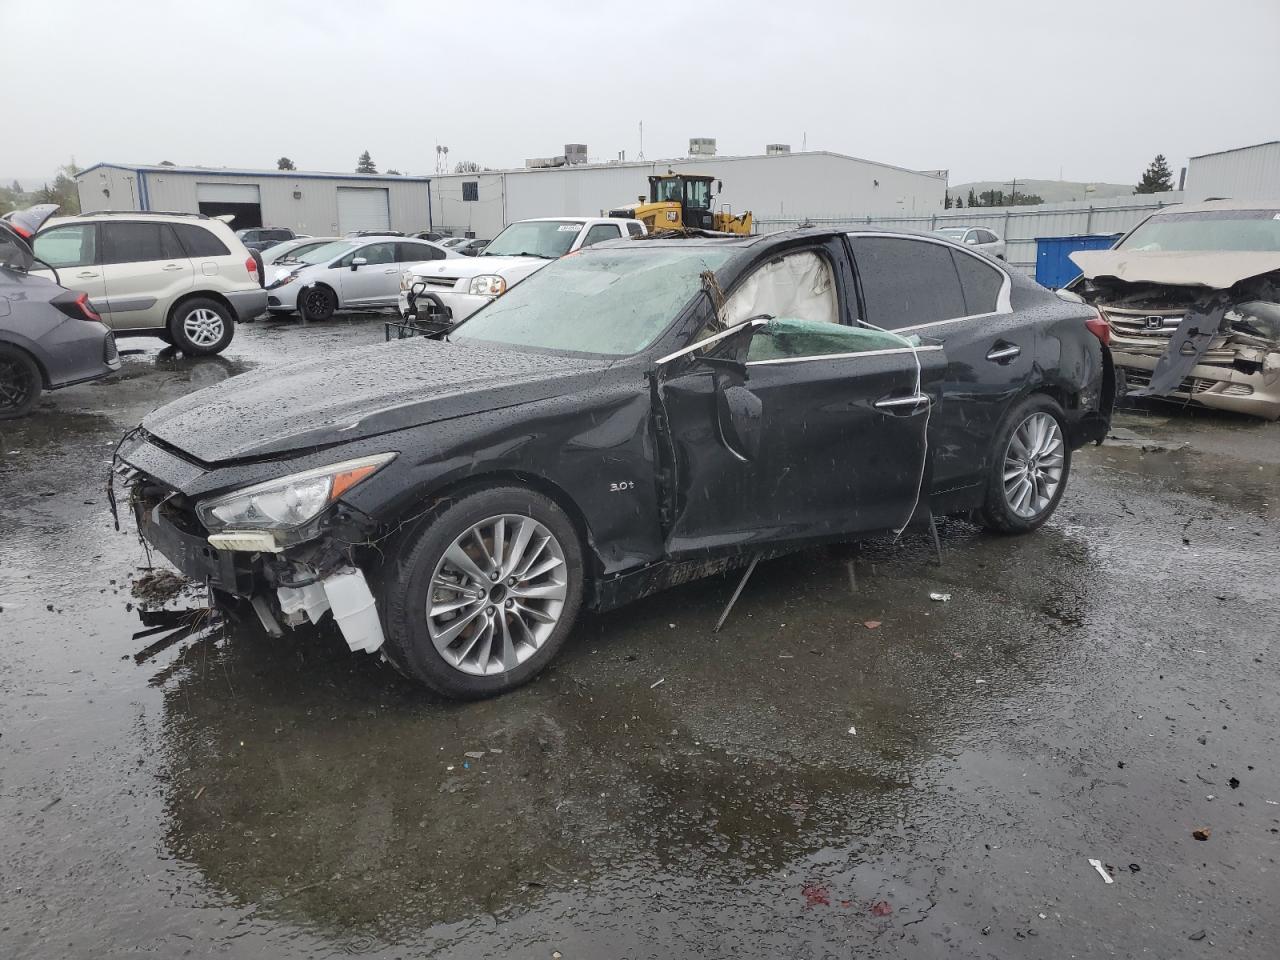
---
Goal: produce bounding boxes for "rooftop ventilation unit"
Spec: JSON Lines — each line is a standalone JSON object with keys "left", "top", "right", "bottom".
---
{"left": 689, "top": 137, "right": 717, "bottom": 157}
{"left": 564, "top": 144, "right": 588, "bottom": 165}
{"left": 766, "top": 143, "right": 791, "bottom": 155}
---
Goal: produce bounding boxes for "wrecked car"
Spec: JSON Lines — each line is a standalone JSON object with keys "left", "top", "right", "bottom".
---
{"left": 114, "top": 228, "right": 1111, "bottom": 698}
{"left": 1069, "top": 200, "right": 1280, "bottom": 420}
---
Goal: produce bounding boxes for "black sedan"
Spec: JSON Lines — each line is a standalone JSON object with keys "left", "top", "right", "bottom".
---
{"left": 115, "top": 229, "right": 1112, "bottom": 698}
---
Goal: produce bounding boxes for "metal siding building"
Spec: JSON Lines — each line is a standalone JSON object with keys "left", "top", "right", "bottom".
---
{"left": 74, "top": 164, "right": 433, "bottom": 235}
{"left": 1184, "top": 141, "right": 1280, "bottom": 202}
{"left": 429, "top": 151, "right": 947, "bottom": 240}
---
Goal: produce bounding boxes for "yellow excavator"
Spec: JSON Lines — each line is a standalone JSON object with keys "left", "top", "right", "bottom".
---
{"left": 609, "top": 172, "right": 752, "bottom": 235}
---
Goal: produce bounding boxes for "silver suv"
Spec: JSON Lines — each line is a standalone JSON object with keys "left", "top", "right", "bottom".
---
{"left": 31, "top": 211, "right": 267, "bottom": 355}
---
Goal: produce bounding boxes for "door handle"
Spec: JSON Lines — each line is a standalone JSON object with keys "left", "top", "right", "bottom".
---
{"left": 874, "top": 394, "right": 930, "bottom": 416}
{"left": 162, "top": 263, "right": 184, "bottom": 271}
{"left": 986, "top": 343, "right": 1021, "bottom": 362}
{"left": 384, "top": 269, "right": 398, "bottom": 274}
{"left": 76, "top": 271, "right": 99, "bottom": 278}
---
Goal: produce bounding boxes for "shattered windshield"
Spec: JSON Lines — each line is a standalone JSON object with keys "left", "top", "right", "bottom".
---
{"left": 481, "top": 220, "right": 584, "bottom": 258}
{"left": 1120, "top": 209, "right": 1280, "bottom": 252}
{"left": 454, "top": 247, "right": 731, "bottom": 356}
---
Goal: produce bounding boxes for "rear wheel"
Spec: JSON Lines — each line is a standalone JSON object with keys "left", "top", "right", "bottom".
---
{"left": 300, "top": 285, "right": 336, "bottom": 322}
{"left": 0, "top": 345, "right": 42, "bottom": 419}
{"left": 379, "top": 485, "right": 584, "bottom": 699}
{"left": 979, "top": 395, "right": 1071, "bottom": 534}
{"left": 169, "top": 298, "right": 234, "bottom": 355}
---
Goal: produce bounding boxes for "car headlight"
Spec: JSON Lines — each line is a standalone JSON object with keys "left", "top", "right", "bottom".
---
{"left": 468, "top": 275, "right": 507, "bottom": 297}
{"left": 269, "top": 271, "right": 298, "bottom": 289}
{"left": 196, "top": 453, "right": 396, "bottom": 534}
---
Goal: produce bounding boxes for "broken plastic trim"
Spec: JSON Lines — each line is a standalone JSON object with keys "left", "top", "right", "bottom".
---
{"left": 275, "top": 565, "right": 385, "bottom": 654}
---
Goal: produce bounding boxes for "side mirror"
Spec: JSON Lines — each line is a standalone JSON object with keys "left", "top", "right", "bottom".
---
{"left": 351, "top": 256, "right": 367, "bottom": 270}
{"left": 716, "top": 180, "right": 723, "bottom": 193}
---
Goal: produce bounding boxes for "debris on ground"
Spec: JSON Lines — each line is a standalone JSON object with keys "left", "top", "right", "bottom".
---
{"left": 1087, "top": 858, "right": 1114, "bottom": 883}
{"left": 801, "top": 882, "right": 831, "bottom": 907}
{"left": 650, "top": 678, "right": 665, "bottom": 689}
{"left": 130, "top": 568, "right": 193, "bottom": 604}
{"left": 929, "top": 592, "right": 951, "bottom": 602}
{"left": 1105, "top": 427, "right": 1188, "bottom": 453}
{"left": 463, "top": 751, "right": 485, "bottom": 760}
{"left": 1189, "top": 930, "right": 1207, "bottom": 941}
{"left": 869, "top": 900, "right": 893, "bottom": 917}
{"left": 1129, "top": 863, "right": 1141, "bottom": 872}
{"left": 847, "top": 726, "right": 857, "bottom": 736}
{"left": 1228, "top": 776, "right": 1240, "bottom": 789}
{"left": 1192, "top": 827, "right": 1211, "bottom": 841}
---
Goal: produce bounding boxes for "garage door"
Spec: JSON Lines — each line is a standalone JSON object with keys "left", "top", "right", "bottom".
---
{"left": 196, "top": 182, "right": 261, "bottom": 204}
{"left": 337, "top": 187, "right": 391, "bottom": 234}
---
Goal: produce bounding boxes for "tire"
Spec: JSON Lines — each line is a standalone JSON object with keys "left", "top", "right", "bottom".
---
{"left": 379, "top": 485, "right": 585, "bottom": 699}
{"left": 0, "top": 344, "right": 42, "bottom": 419}
{"left": 979, "top": 394, "right": 1071, "bottom": 534}
{"left": 168, "top": 298, "right": 234, "bottom": 356}
{"left": 300, "top": 285, "right": 336, "bottom": 322}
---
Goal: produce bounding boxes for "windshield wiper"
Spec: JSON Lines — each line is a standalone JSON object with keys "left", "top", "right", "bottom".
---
{"left": 490, "top": 250, "right": 553, "bottom": 259}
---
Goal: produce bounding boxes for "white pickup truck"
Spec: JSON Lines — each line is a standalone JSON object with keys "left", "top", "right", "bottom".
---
{"left": 398, "top": 216, "right": 645, "bottom": 324}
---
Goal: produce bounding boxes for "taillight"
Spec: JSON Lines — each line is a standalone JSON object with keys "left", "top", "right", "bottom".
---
{"left": 10, "top": 222, "right": 32, "bottom": 238}
{"left": 1085, "top": 309, "right": 1111, "bottom": 346}
{"left": 245, "top": 256, "right": 258, "bottom": 277}
{"left": 52, "top": 291, "right": 103, "bottom": 322}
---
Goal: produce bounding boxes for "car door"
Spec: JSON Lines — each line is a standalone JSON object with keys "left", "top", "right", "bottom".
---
{"left": 30, "top": 223, "right": 106, "bottom": 312}
{"left": 655, "top": 243, "right": 947, "bottom": 558}
{"left": 846, "top": 234, "right": 1030, "bottom": 495}
{"left": 336, "top": 241, "right": 398, "bottom": 306}
{"left": 98, "top": 220, "right": 194, "bottom": 330}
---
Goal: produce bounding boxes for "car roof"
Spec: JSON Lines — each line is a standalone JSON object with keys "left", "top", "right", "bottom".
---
{"left": 1147, "top": 199, "right": 1280, "bottom": 215}
{"left": 515, "top": 216, "right": 641, "bottom": 225}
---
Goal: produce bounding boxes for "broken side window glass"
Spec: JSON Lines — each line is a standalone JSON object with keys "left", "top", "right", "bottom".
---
{"left": 747, "top": 318, "right": 919, "bottom": 362}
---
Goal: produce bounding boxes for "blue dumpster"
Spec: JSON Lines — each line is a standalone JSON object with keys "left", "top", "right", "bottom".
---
{"left": 1035, "top": 234, "right": 1123, "bottom": 288}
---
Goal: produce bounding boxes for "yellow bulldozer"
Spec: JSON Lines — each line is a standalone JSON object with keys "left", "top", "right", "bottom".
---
{"left": 609, "top": 172, "right": 752, "bottom": 235}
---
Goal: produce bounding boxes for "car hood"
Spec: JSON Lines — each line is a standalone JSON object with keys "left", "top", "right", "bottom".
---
{"left": 141, "top": 337, "right": 613, "bottom": 463}
{"left": 404, "top": 255, "right": 550, "bottom": 281}
{"left": 1070, "top": 249, "right": 1280, "bottom": 289}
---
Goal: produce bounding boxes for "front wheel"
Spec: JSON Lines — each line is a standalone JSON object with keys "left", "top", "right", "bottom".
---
{"left": 379, "top": 485, "right": 584, "bottom": 699}
{"left": 979, "top": 395, "right": 1071, "bottom": 534}
{"left": 0, "top": 345, "right": 42, "bottom": 419}
{"left": 300, "top": 285, "right": 336, "bottom": 322}
{"left": 169, "top": 298, "right": 234, "bottom": 355}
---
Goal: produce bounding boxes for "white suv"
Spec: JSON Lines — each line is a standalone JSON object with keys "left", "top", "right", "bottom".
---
{"left": 398, "top": 216, "right": 645, "bottom": 324}
{"left": 31, "top": 212, "right": 266, "bottom": 355}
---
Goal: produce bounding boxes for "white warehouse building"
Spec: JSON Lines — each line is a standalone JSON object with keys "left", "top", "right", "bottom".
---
{"left": 1183, "top": 140, "right": 1280, "bottom": 202}
{"left": 429, "top": 151, "right": 948, "bottom": 239}
{"left": 74, "top": 163, "right": 433, "bottom": 235}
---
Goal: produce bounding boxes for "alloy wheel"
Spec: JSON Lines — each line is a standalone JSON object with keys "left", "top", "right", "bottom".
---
{"left": 0, "top": 357, "right": 35, "bottom": 411}
{"left": 1003, "top": 411, "right": 1064, "bottom": 519}
{"left": 426, "top": 513, "right": 568, "bottom": 676}
{"left": 183, "top": 308, "right": 225, "bottom": 347}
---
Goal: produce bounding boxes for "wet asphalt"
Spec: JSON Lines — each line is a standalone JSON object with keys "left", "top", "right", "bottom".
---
{"left": 1, "top": 315, "right": 1277, "bottom": 959}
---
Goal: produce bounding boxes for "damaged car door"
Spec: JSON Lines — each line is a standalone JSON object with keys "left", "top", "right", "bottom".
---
{"left": 655, "top": 245, "right": 947, "bottom": 556}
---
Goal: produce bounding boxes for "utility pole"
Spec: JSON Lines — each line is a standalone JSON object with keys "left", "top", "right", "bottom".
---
{"left": 1002, "top": 177, "right": 1020, "bottom": 205}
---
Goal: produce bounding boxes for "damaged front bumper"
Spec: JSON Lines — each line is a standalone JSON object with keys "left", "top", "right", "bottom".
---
{"left": 117, "top": 455, "right": 388, "bottom": 656}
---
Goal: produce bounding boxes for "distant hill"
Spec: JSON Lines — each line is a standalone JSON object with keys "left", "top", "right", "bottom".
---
{"left": 949, "top": 179, "right": 1137, "bottom": 203}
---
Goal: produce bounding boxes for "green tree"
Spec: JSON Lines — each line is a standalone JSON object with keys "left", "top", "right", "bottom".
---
{"left": 454, "top": 159, "right": 481, "bottom": 174}
{"left": 1135, "top": 153, "right": 1174, "bottom": 194}
{"left": 967, "top": 188, "right": 977, "bottom": 207}
{"left": 386, "top": 168, "right": 402, "bottom": 176}
{"left": 356, "top": 150, "right": 377, "bottom": 174}
{"left": 954, "top": 195, "right": 963, "bottom": 209}
{"left": 277, "top": 157, "right": 296, "bottom": 171}
{"left": 944, "top": 193, "right": 953, "bottom": 209}
{"left": 158, "top": 160, "right": 176, "bottom": 166}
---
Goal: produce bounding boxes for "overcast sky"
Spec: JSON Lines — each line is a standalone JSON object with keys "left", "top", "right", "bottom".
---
{"left": 5, "top": 0, "right": 1277, "bottom": 188}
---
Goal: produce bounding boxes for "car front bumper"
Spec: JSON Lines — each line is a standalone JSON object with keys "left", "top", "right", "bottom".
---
{"left": 1115, "top": 348, "right": 1280, "bottom": 420}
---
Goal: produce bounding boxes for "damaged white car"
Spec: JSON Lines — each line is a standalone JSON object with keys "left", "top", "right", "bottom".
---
{"left": 1068, "top": 200, "right": 1280, "bottom": 420}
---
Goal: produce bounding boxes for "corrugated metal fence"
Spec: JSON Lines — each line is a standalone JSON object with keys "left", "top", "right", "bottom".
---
{"left": 752, "top": 192, "right": 1185, "bottom": 275}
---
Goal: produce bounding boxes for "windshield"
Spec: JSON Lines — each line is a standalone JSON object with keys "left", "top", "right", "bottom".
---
{"left": 653, "top": 178, "right": 682, "bottom": 202}
{"left": 454, "top": 246, "right": 731, "bottom": 356}
{"left": 296, "top": 240, "right": 356, "bottom": 265}
{"left": 1119, "top": 209, "right": 1280, "bottom": 252}
{"left": 935, "top": 228, "right": 968, "bottom": 239}
{"left": 258, "top": 239, "right": 298, "bottom": 262}
{"left": 481, "top": 220, "right": 583, "bottom": 259}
